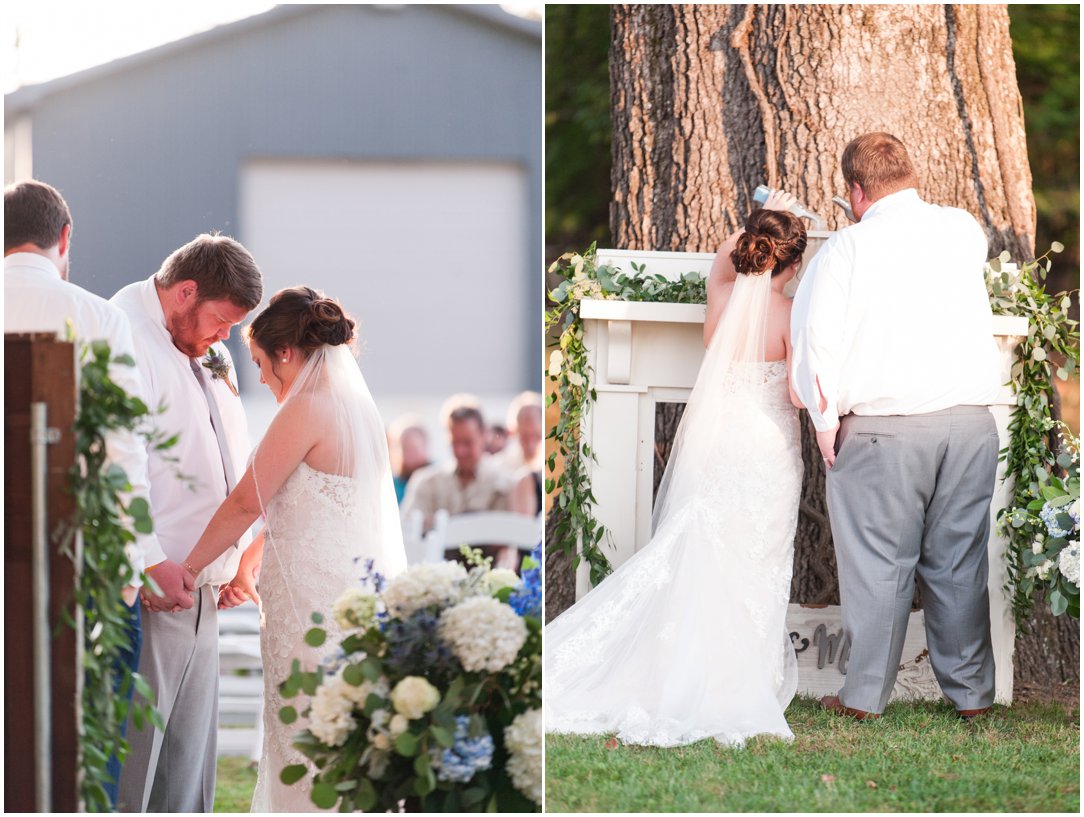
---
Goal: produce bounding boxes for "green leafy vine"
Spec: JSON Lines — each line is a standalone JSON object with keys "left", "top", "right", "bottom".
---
{"left": 544, "top": 243, "right": 705, "bottom": 584}
{"left": 986, "top": 245, "right": 1080, "bottom": 622}
{"left": 56, "top": 340, "right": 169, "bottom": 810}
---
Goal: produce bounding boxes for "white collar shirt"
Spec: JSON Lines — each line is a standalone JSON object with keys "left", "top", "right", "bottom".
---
{"left": 5, "top": 252, "right": 161, "bottom": 582}
{"left": 790, "top": 188, "right": 1003, "bottom": 432}
{"left": 111, "top": 275, "right": 253, "bottom": 586}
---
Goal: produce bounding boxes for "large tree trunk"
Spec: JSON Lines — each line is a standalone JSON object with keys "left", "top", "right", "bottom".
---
{"left": 606, "top": 4, "right": 1076, "bottom": 687}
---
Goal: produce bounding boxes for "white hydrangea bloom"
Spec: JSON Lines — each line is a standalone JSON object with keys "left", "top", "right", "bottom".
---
{"left": 439, "top": 596, "right": 528, "bottom": 673}
{"left": 486, "top": 568, "right": 521, "bottom": 595}
{"left": 1058, "top": 543, "right": 1079, "bottom": 586}
{"left": 504, "top": 709, "right": 542, "bottom": 805}
{"left": 389, "top": 677, "right": 441, "bottom": 720}
{"left": 382, "top": 561, "right": 469, "bottom": 618}
{"left": 309, "top": 677, "right": 356, "bottom": 747}
{"left": 332, "top": 588, "right": 378, "bottom": 631}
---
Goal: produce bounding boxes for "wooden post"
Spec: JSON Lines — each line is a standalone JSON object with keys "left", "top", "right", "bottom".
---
{"left": 5, "top": 333, "right": 81, "bottom": 812}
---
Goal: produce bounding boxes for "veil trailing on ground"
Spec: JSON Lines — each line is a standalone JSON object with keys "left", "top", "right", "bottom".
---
{"left": 546, "top": 263, "right": 802, "bottom": 747}
{"left": 651, "top": 267, "right": 774, "bottom": 531}
{"left": 252, "top": 342, "right": 406, "bottom": 627}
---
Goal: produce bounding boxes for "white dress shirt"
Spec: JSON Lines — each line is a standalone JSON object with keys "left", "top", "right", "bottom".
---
{"left": 791, "top": 188, "right": 1002, "bottom": 432}
{"left": 5, "top": 251, "right": 160, "bottom": 582}
{"left": 111, "top": 276, "right": 253, "bottom": 586}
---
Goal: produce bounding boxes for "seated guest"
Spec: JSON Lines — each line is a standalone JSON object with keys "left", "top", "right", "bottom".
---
{"left": 496, "top": 391, "right": 545, "bottom": 516}
{"left": 401, "top": 399, "right": 514, "bottom": 530}
{"left": 388, "top": 414, "right": 432, "bottom": 504}
{"left": 486, "top": 423, "right": 509, "bottom": 455}
{"left": 496, "top": 391, "right": 544, "bottom": 473}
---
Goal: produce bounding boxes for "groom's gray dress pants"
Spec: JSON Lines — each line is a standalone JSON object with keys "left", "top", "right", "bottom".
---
{"left": 118, "top": 585, "right": 219, "bottom": 812}
{"left": 826, "top": 407, "right": 999, "bottom": 714}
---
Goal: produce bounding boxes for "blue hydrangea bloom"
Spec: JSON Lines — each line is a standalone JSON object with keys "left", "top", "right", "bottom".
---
{"left": 435, "top": 716, "right": 494, "bottom": 783}
{"left": 1040, "top": 502, "right": 1074, "bottom": 538}
{"left": 508, "top": 543, "right": 542, "bottom": 618}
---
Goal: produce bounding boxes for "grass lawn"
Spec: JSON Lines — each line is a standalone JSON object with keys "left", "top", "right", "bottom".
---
{"left": 214, "top": 755, "right": 258, "bottom": 813}
{"left": 545, "top": 697, "right": 1079, "bottom": 812}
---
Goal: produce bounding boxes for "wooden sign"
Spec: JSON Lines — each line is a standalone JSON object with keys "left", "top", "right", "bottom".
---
{"left": 789, "top": 604, "right": 941, "bottom": 702}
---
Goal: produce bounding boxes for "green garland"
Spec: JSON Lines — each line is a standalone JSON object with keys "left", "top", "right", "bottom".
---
{"left": 56, "top": 340, "right": 168, "bottom": 810}
{"left": 546, "top": 243, "right": 1081, "bottom": 625}
{"left": 985, "top": 246, "right": 1080, "bottom": 622}
{"left": 544, "top": 244, "right": 705, "bottom": 584}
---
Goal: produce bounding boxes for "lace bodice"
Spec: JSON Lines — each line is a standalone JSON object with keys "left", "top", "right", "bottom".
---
{"left": 252, "top": 462, "right": 374, "bottom": 811}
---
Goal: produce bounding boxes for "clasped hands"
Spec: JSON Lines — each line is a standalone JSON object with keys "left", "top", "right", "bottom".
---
{"left": 140, "top": 560, "right": 196, "bottom": 613}
{"left": 141, "top": 560, "right": 261, "bottom": 613}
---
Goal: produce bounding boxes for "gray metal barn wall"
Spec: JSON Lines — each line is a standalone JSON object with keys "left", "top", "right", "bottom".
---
{"left": 13, "top": 5, "right": 541, "bottom": 390}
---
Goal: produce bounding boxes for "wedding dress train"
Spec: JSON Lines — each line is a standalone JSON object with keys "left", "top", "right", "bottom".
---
{"left": 545, "top": 269, "right": 803, "bottom": 747}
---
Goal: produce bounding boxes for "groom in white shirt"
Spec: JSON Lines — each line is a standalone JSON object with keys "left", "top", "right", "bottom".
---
{"left": 113, "top": 234, "right": 263, "bottom": 812}
{"left": 791, "top": 133, "right": 1002, "bottom": 721}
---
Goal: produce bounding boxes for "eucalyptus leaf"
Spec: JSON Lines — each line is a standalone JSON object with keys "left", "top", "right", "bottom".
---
{"left": 279, "top": 763, "right": 308, "bottom": 785}
{"left": 311, "top": 782, "right": 339, "bottom": 809}
{"left": 304, "top": 627, "right": 327, "bottom": 647}
{"left": 395, "top": 731, "right": 419, "bottom": 756}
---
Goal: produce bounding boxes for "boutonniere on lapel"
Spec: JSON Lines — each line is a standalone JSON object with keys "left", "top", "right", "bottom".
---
{"left": 202, "top": 347, "right": 239, "bottom": 397}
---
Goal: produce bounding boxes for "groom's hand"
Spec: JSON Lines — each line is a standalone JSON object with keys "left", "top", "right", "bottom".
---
{"left": 817, "top": 427, "right": 839, "bottom": 470}
{"left": 141, "top": 560, "right": 195, "bottom": 612}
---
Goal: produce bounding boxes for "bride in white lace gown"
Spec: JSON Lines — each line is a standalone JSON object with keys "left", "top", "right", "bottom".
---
{"left": 546, "top": 205, "right": 809, "bottom": 747}
{"left": 179, "top": 287, "right": 406, "bottom": 810}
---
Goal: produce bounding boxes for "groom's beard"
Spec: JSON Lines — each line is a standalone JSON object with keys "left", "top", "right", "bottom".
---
{"left": 168, "top": 302, "right": 216, "bottom": 358}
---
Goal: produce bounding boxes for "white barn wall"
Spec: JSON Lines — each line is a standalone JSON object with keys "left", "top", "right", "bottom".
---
{"left": 239, "top": 159, "right": 529, "bottom": 400}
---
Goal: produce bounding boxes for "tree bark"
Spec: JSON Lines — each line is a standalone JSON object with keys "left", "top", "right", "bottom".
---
{"left": 611, "top": 4, "right": 1034, "bottom": 255}
{"left": 609, "top": 4, "right": 1075, "bottom": 686}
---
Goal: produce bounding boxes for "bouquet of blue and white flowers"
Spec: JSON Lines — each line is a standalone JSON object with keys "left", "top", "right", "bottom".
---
{"left": 279, "top": 546, "right": 542, "bottom": 812}
{"left": 1003, "top": 429, "right": 1080, "bottom": 619}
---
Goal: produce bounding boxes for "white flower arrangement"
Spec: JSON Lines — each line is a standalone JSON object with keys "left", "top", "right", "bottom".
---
{"left": 1058, "top": 543, "right": 1079, "bottom": 586}
{"left": 279, "top": 547, "right": 543, "bottom": 812}
{"left": 308, "top": 675, "right": 356, "bottom": 748}
{"left": 382, "top": 561, "right": 470, "bottom": 617}
{"left": 332, "top": 587, "right": 378, "bottom": 631}
{"left": 504, "top": 708, "right": 543, "bottom": 806}
{"left": 439, "top": 596, "right": 529, "bottom": 673}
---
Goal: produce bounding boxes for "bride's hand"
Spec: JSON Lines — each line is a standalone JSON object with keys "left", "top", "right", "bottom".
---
{"left": 218, "top": 568, "right": 260, "bottom": 609}
{"left": 762, "top": 188, "right": 799, "bottom": 213}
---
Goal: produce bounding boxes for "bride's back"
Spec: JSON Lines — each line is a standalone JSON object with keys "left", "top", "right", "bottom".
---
{"left": 707, "top": 280, "right": 793, "bottom": 363}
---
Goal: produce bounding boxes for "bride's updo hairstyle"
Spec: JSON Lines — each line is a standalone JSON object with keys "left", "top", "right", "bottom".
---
{"left": 730, "top": 209, "right": 807, "bottom": 276}
{"left": 246, "top": 285, "right": 356, "bottom": 358}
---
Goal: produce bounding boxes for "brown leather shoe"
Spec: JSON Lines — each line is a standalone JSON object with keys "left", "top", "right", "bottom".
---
{"left": 957, "top": 706, "right": 992, "bottom": 721}
{"left": 819, "top": 694, "right": 881, "bottom": 721}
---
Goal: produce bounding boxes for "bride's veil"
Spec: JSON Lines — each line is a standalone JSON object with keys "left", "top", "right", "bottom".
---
{"left": 252, "top": 343, "right": 407, "bottom": 623}
{"left": 651, "top": 268, "right": 774, "bottom": 531}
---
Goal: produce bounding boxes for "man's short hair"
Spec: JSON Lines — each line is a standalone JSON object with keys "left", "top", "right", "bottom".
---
{"left": 156, "top": 233, "right": 263, "bottom": 310}
{"left": 507, "top": 390, "right": 544, "bottom": 430}
{"left": 4, "top": 180, "right": 72, "bottom": 253}
{"left": 841, "top": 133, "right": 918, "bottom": 200}
{"left": 448, "top": 405, "right": 485, "bottom": 432}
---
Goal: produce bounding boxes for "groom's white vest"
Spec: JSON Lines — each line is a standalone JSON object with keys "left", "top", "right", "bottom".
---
{"left": 112, "top": 276, "right": 253, "bottom": 584}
